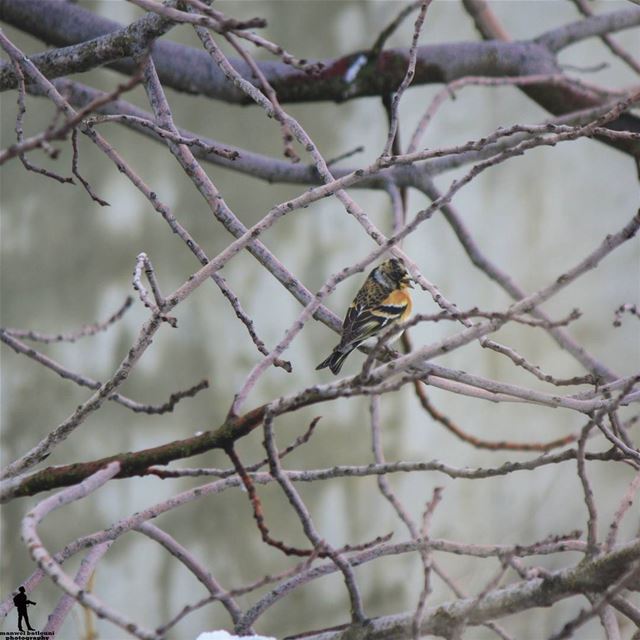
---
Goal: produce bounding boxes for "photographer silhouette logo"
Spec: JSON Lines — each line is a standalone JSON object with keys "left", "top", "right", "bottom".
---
{"left": 12, "top": 587, "right": 36, "bottom": 633}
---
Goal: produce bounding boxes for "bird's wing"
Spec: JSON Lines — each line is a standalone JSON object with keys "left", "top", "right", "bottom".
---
{"left": 340, "top": 290, "right": 411, "bottom": 349}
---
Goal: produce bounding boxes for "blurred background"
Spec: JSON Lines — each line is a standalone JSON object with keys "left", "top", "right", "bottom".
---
{"left": 1, "top": 1, "right": 639, "bottom": 638}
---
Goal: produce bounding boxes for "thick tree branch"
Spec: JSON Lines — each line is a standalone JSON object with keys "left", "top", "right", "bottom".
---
{"left": 461, "top": 0, "right": 640, "bottom": 156}
{"left": 0, "top": 0, "right": 177, "bottom": 86}
{"left": 291, "top": 540, "right": 640, "bottom": 639}
{"left": 0, "top": 1, "right": 553, "bottom": 98}
{"left": 0, "top": 404, "right": 266, "bottom": 502}
{"left": 3, "top": 1, "right": 638, "bottom": 98}
{"left": 3, "top": 367, "right": 636, "bottom": 502}
{"left": 2, "top": 0, "right": 639, "bottom": 158}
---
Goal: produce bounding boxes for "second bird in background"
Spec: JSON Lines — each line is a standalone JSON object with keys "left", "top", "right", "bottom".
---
{"left": 316, "top": 258, "right": 415, "bottom": 375}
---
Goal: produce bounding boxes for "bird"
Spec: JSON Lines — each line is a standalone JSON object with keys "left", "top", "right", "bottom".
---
{"left": 316, "top": 258, "right": 415, "bottom": 375}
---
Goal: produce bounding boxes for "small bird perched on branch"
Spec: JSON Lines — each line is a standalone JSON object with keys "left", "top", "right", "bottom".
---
{"left": 316, "top": 258, "right": 415, "bottom": 375}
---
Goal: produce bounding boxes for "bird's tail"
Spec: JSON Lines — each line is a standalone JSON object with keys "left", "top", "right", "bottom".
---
{"left": 316, "top": 346, "right": 353, "bottom": 375}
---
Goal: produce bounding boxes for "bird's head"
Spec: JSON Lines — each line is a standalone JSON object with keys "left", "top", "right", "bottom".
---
{"left": 375, "top": 258, "right": 415, "bottom": 289}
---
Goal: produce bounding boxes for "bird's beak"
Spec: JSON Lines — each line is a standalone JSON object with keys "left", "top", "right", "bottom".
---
{"left": 404, "top": 277, "right": 416, "bottom": 289}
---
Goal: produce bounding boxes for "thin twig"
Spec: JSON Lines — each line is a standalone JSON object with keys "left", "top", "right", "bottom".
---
{"left": 43, "top": 541, "right": 114, "bottom": 636}
{"left": 132, "top": 253, "right": 177, "bottom": 326}
{"left": 222, "top": 29, "right": 300, "bottom": 162}
{"left": 370, "top": 1, "right": 424, "bottom": 57}
{"left": 6, "top": 49, "right": 73, "bottom": 185}
{"left": 259, "top": 410, "right": 366, "bottom": 626}
{"left": 613, "top": 303, "right": 640, "bottom": 327}
{"left": 569, "top": 0, "right": 640, "bottom": 75}
{"left": 70, "top": 128, "right": 110, "bottom": 205}
{"left": 0, "top": 328, "right": 208, "bottom": 414}
{"left": 135, "top": 522, "right": 244, "bottom": 627}
{"left": 369, "top": 395, "right": 437, "bottom": 640}
{"left": 0, "top": 61, "right": 146, "bottom": 166}
{"left": 225, "top": 444, "right": 314, "bottom": 558}
{"left": 577, "top": 423, "right": 599, "bottom": 556}
{"left": 605, "top": 469, "right": 640, "bottom": 550}
{"left": 407, "top": 73, "right": 623, "bottom": 153}
{"left": 3, "top": 296, "right": 133, "bottom": 343}
{"left": 381, "top": 0, "right": 433, "bottom": 157}
{"left": 21, "top": 463, "right": 160, "bottom": 640}
{"left": 137, "top": 55, "right": 302, "bottom": 370}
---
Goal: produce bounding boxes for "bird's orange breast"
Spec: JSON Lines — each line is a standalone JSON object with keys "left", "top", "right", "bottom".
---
{"left": 383, "top": 288, "right": 413, "bottom": 321}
